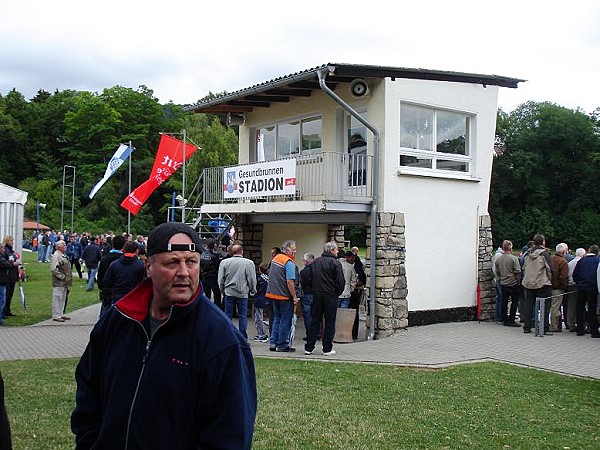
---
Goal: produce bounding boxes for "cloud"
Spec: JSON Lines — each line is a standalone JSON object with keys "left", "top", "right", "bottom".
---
{"left": 1, "top": 0, "right": 599, "bottom": 113}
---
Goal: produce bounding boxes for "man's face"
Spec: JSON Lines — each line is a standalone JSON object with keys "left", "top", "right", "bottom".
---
{"left": 285, "top": 244, "right": 297, "bottom": 259}
{"left": 146, "top": 233, "right": 200, "bottom": 306}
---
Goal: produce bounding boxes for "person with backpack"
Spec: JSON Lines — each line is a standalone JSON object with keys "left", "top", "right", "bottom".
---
{"left": 521, "top": 234, "right": 553, "bottom": 334}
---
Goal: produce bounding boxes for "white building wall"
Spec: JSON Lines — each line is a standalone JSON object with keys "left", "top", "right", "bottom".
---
{"left": 0, "top": 183, "right": 28, "bottom": 252}
{"left": 381, "top": 79, "right": 499, "bottom": 312}
{"left": 237, "top": 77, "right": 500, "bottom": 314}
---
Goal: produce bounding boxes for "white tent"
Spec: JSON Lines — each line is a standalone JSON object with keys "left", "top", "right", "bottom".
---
{"left": 0, "top": 183, "right": 28, "bottom": 252}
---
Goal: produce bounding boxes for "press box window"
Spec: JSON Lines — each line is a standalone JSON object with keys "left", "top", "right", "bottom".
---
{"left": 400, "top": 104, "right": 472, "bottom": 174}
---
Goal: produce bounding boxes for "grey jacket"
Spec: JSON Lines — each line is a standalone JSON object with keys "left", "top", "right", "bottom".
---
{"left": 218, "top": 255, "right": 257, "bottom": 298}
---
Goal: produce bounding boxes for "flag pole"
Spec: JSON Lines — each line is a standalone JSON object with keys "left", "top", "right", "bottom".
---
{"left": 182, "top": 129, "right": 186, "bottom": 223}
{"left": 127, "top": 140, "right": 132, "bottom": 235}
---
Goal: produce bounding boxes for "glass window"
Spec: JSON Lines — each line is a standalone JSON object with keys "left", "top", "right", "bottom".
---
{"left": 400, "top": 105, "right": 433, "bottom": 151}
{"left": 255, "top": 115, "right": 322, "bottom": 160}
{"left": 399, "top": 155, "right": 432, "bottom": 169}
{"left": 301, "top": 117, "right": 322, "bottom": 153}
{"left": 400, "top": 104, "right": 472, "bottom": 176}
{"left": 436, "top": 159, "right": 468, "bottom": 172}
{"left": 436, "top": 111, "right": 467, "bottom": 155}
{"left": 278, "top": 121, "right": 300, "bottom": 158}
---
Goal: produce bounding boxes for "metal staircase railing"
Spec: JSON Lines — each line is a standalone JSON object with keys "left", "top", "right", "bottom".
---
{"left": 166, "top": 170, "right": 238, "bottom": 248}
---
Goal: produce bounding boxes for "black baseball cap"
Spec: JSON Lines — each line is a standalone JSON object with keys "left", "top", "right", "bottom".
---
{"left": 146, "top": 222, "right": 202, "bottom": 257}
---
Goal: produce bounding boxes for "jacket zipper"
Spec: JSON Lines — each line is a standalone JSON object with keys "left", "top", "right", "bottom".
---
{"left": 119, "top": 307, "right": 172, "bottom": 449}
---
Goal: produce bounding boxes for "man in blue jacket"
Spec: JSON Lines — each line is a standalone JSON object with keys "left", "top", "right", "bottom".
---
{"left": 71, "top": 222, "right": 257, "bottom": 449}
{"left": 573, "top": 244, "right": 600, "bottom": 338}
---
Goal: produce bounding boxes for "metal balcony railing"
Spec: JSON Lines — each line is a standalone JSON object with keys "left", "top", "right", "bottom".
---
{"left": 202, "top": 152, "right": 372, "bottom": 205}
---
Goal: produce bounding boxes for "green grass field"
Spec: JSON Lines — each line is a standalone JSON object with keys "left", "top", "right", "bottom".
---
{"left": 3, "top": 250, "right": 99, "bottom": 326}
{"left": 2, "top": 358, "right": 600, "bottom": 449}
{"left": 3, "top": 249, "right": 600, "bottom": 449}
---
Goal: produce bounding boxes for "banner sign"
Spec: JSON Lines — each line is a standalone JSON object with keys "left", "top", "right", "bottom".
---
{"left": 121, "top": 135, "right": 198, "bottom": 215}
{"left": 223, "top": 159, "right": 296, "bottom": 199}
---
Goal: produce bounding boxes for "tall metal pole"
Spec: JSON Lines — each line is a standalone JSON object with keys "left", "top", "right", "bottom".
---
{"left": 61, "top": 165, "right": 76, "bottom": 232}
{"left": 182, "top": 129, "right": 186, "bottom": 223}
{"left": 70, "top": 167, "right": 76, "bottom": 232}
{"left": 127, "top": 141, "right": 132, "bottom": 235}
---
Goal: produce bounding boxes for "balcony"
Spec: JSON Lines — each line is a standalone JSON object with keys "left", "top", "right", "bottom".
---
{"left": 199, "top": 151, "right": 373, "bottom": 215}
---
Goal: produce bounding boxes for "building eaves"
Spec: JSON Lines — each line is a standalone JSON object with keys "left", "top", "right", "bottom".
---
{"left": 184, "top": 63, "right": 525, "bottom": 114}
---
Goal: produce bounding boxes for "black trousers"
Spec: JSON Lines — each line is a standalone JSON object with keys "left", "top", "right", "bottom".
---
{"left": 522, "top": 285, "right": 551, "bottom": 331}
{"left": 349, "top": 289, "right": 362, "bottom": 340}
{"left": 3, "top": 282, "right": 15, "bottom": 315}
{"left": 500, "top": 284, "right": 521, "bottom": 323}
{"left": 71, "top": 258, "right": 83, "bottom": 278}
{"left": 305, "top": 293, "right": 338, "bottom": 353}
{"left": 576, "top": 289, "right": 599, "bottom": 336}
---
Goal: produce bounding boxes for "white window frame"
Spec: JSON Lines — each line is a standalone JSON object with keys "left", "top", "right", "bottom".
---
{"left": 399, "top": 102, "right": 478, "bottom": 181}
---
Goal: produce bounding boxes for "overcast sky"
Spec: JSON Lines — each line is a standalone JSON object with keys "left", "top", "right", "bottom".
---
{"left": 2, "top": 0, "right": 599, "bottom": 114}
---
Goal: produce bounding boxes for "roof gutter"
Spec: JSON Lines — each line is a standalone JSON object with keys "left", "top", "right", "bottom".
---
{"left": 317, "top": 68, "right": 380, "bottom": 341}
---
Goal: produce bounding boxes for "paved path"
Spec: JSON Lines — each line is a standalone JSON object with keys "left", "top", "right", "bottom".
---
{"left": 1, "top": 304, "right": 599, "bottom": 379}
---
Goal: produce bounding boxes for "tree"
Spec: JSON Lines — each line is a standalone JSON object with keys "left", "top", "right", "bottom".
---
{"left": 490, "top": 102, "right": 600, "bottom": 249}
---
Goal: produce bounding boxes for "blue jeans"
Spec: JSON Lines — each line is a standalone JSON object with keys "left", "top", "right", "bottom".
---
{"left": 270, "top": 299, "right": 294, "bottom": 350}
{"left": 0, "top": 285, "right": 5, "bottom": 323}
{"left": 338, "top": 298, "right": 350, "bottom": 308}
{"left": 87, "top": 267, "right": 98, "bottom": 290}
{"left": 38, "top": 246, "right": 45, "bottom": 262}
{"left": 300, "top": 293, "right": 313, "bottom": 337}
{"left": 495, "top": 281, "right": 504, "bottom": 322}
{"left": 44, "top": 244, "right": 53, "bottom": 262}
{"left": 225, "top": 296, "right": 248, "bottom": 340}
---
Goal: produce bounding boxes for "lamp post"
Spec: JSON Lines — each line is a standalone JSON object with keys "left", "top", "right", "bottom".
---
{"left": 36, "top": 202, "right": 47, "bottom": 237}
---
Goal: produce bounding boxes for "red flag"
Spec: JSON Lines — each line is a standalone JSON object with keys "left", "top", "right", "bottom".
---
{"left": 121, "top": 135, "right": 198, "bottom": 215}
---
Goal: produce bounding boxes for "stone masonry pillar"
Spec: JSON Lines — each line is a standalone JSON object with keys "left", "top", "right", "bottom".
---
{"left": 365, "top": 212, "right": 408, "bottom": 338}
{"left": 234, "top": 214, "right": 263, "bottom": 265}
{"left": 478, "top": 215, "right": 495, "bottom": 320}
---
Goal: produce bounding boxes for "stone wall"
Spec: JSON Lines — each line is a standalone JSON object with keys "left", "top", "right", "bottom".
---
{"left": 477, "top": 214, "right": 495, "bottom": 320}
{"left": 234, "top": 214, "right": 263, "bottom": 265}
{"left": 327, "top": 224, "right": 345, "bottom": 249}
{"left": 365, "top": 212, "right": 408, "bottom": 338}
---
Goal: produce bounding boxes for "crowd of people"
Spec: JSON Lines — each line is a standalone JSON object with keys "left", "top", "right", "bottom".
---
{"left": 203, "top": 238, "right": 366, "bottom": 355}
{"left": 493, "top": 234, "right": 600, "bottom": 338}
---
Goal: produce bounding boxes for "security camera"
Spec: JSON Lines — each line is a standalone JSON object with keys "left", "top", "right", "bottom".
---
{"left": 349, "top": 79, "right": 370, "bottom": 98}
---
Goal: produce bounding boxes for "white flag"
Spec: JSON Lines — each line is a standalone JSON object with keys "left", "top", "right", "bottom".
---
{"left": 89, "top": 144, "right": 133, "bottom": 199}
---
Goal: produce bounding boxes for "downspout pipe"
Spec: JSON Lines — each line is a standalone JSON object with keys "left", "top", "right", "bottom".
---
{"left": 317, "top": 69, "right": 380, "bottom": 340}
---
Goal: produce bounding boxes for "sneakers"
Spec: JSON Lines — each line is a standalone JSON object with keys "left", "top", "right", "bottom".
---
{"left": 253, "top": 335, "right": 269, "bottom": 343}
{"left": 304, "top": 350, "right": 313, "bottom": 355}
{"left": 322, "top": 349, "right": 336, "bottom": 356}
{"left": 276, "top": 347, "right": 296, "bottom": 352}
{"left": 52, "top": 317, "right": 65, "bottom": 323}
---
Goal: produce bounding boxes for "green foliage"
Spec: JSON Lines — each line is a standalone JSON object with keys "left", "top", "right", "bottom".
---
{"left": 490, "top": 101, "right": 600, "bottom": 249}
{"left": 344, "top": 225, "right": 366, "bottom": 247}
{"left": 2, "top": 85, "right": 238, "bottom": 233}
{"left": 3, "top": 358, "right": 600, "bottom": 449}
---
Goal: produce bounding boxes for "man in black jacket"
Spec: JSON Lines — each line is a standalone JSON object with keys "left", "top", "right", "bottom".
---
{"left": 304, "top": 241, "right": 345, "bottom": 356}
{"left": 97, "top": 235, "right": 125, "bottom": 318}
{"left": 72, "top": 222, "right": 257, "bottom": 449}
{"left": 82, "top": 237, "right": 102, "bottom": 292}
{"left": 200, "top": 239, "right": 223, "bottom": 310}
